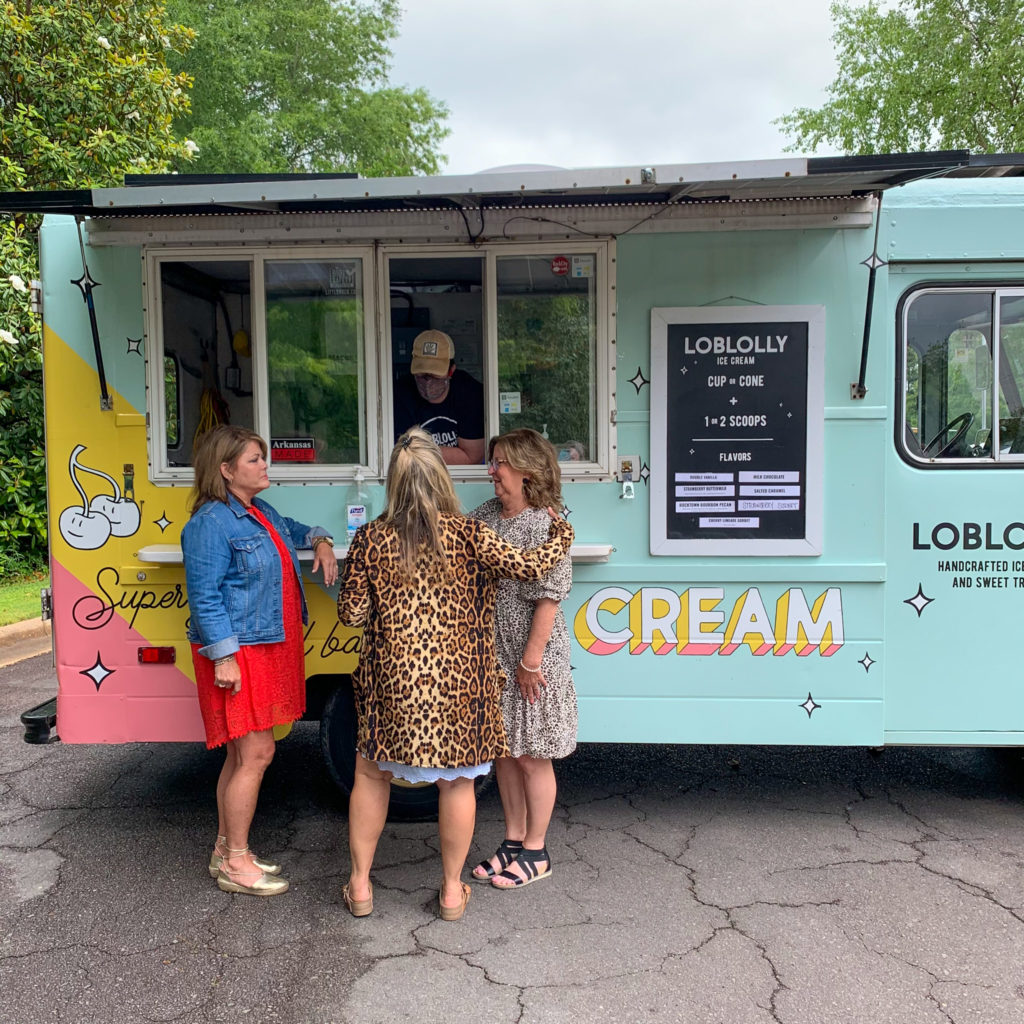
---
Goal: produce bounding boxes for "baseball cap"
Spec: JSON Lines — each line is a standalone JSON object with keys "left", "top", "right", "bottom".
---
{"left": 410, "top": 330, "right": 455, "bottom": 376}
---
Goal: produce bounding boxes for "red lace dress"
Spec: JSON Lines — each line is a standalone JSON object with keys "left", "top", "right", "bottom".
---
{"left": 191, "top": 506, "right": 307, "bottom": 749}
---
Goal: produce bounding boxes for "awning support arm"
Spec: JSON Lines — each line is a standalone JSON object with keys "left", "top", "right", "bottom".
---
{"left": 852, "top": 192, "right": 886, "bottom": 401}
{"left": 71, "top": 218, "right": 112, "bottom": 410}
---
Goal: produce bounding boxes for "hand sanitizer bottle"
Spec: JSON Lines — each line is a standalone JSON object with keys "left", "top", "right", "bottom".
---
{"left": 346, "top": 470, "right": 370, "bottom": 543}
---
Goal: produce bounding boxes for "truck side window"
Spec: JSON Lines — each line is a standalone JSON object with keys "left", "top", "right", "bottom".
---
{"left": 496, "top": 253, "right": 598, "bottom": 461}
{"left": 265, "top": 259, "right": 366, "bottom": 466}
{"left": 900, "top": 287, "right": 1024, "bottom": 464}
{"left": 159, "top": 259, "right": 254, "bottom": 467}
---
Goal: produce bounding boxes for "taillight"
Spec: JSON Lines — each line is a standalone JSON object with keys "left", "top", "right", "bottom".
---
{"left": 137, "top": 647, "right": 177, "bottom": 664}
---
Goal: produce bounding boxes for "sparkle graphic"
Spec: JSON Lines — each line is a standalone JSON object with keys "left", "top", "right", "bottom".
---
{"left": 689, "top": 448, "right": 695, "bottom": 455}
{"left": 680, "top": 366, "right": 688, "bottom": 375}
{"left": 154, "top": 512, "right": 172, "bottom": 533}
{"left": 861, "top": 253, "right": 887, "bottom": 270}
{"left": 70, "top": 268, "right": 100, "bottom": 300}
{"left": 126, "top": 337, "right": 142, "bottom": 355}
{"left": 729, "top": 396, "right": 738, "bottom": 405}
{"left": 628, "top": 367, "right": 649, "bottom": 394}
{"left": 904, "top": 584, "right": 934, "bottom": 617}
{"left": 639, "top": 461, "right": 650, "bottom": 485}
{"left": 858, "top": 652, "right": 875, "bottom": 673}
{"left": 800, "top": 693, "right": 821, "bottom": 718}
{"left": 562, "top": 505, "right": 572, "bottom": 519}
{"left": 81, "top": 652, "right": 113, "bottom": 691}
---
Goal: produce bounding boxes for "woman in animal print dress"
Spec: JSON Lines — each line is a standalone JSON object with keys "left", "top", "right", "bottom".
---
{"left": 470, "top": 428, "right": 576, "bottom": 891}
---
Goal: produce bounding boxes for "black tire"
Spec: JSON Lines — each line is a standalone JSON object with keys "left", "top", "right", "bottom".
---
{"left": 319, "top": 679, "right": 440, "bottom": 821}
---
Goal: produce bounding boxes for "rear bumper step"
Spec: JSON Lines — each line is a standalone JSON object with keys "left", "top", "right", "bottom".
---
{"left": 21, "top": 698, "right": 58, "bottom": 744}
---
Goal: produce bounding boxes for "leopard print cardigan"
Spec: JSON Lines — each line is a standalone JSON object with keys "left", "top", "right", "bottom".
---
{"left": 338, "top": 513, "right": 574, "bottom": 768}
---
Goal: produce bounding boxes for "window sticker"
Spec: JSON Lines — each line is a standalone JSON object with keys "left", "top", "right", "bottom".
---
{"left": 271, "top": 437, "right": 316, "bottom": 462}
{"left": 500, "top": 391, "right": 521, "bottom": 414}
{"left": 571, "top": 255, "right": 594, "bottom": 279}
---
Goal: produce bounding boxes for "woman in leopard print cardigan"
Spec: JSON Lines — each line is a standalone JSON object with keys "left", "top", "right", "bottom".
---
{"left": 337, "top": 427, "right": 573, "bottom": 921}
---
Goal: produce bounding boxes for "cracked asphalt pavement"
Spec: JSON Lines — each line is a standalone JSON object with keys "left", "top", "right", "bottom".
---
{"left": 4, "top": 651, "right": 1024, "bottom": 1023}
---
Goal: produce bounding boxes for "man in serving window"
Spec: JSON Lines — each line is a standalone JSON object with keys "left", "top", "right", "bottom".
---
{"left": 393, "top": 330, "right": 485, "bottom": 465}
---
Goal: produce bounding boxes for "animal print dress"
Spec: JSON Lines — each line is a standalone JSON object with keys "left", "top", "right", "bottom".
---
{"left": 471, "top": 499, "right": 578, "bottom": 760}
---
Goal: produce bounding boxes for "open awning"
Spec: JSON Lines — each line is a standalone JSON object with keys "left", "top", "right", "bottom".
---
{"left": 1, "top": 151, "right": 1023, "bottom": 219}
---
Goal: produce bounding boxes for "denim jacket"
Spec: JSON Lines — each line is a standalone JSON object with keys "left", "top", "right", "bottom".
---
{"left": 182, "top": 493, "right": 330, "bottom": 661}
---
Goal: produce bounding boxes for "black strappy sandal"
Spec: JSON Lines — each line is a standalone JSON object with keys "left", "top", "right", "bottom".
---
{"left": 491, "top": 845, "right": 551, "bottom": 889}
{"left": 471, "top": 838, "right": 523, "bottom": 882}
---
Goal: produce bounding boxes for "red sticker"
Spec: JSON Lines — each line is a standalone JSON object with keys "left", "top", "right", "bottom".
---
{"left": 550, "top": 255, "right": 569, "bottom": 276}
{"left": 271, "top": 437, "right": 316, "bottom": 462}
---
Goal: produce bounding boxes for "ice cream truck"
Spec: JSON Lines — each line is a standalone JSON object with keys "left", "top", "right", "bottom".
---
{"left": 7, "top": 151, "right": 1024, "bottom": 817}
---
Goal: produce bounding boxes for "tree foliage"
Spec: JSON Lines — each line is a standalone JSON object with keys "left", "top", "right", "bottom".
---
{"left": 0, "top": 2, "right": 196, "bottom": 575}
{"left": 164, "top": 0, "right": 450, "bottom": 176}
{"left": 776, "top": 0, "right": 1024, "bottom": 154}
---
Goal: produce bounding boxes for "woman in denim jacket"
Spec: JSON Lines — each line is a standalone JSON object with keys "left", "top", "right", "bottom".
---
{"left": 183, "top": 425, "right": 338, "bottom": 897}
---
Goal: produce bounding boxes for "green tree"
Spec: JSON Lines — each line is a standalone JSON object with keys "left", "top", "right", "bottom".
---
{"left": 776, "top": 0, "right": 1024, "bottom": 154}
{"left": 0, "top": 1, "right": 196, "bottom": 575}
{"left": 164, "top": 0, "right": 449, "bottom": 176}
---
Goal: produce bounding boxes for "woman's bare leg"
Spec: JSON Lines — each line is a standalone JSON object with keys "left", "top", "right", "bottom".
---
{"left": 472, "top": 757, "right": 527, "bottom": 878}
{"left": 495, "top": 756, "right": 527, "bottom": 840}
{"left": 214, "top": 740, "right": 239, "bottom": 843}
{"left": 492, "top": 755, "right": 555, "bottom": 885}
{"left": 221, "top": 729, "right": 276, "bottom": 879}
{"left": 436, "top": 775, "right": 476, "bottom": 907}
{"left": 347, "top": 756, "right": 392, "bottom": 901}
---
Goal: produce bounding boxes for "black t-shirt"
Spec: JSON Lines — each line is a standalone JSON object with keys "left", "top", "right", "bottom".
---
{"left": 393, "top": 369, "right": 485, "bottom": 451}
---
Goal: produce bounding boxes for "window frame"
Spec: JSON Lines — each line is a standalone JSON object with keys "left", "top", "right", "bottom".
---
{"left": 144, "top": 245, "right": 378, "bottom": 483}
{"left": 379, "top": 240, "right": 614, "bottom": 480}
{"left": 144, "top": 239, "right": 614, "bottom": 484}
{"left": 897, "top": 282, "right": 1024, "bottom": 469}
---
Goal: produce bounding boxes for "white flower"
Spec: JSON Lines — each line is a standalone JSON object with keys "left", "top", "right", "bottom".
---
{"left": 139, "top": 34, "right": 147, "bottom": 43}
{"left": 0, "top": 329, "right": 18, "bottom": 347}
{"left": 125, "top": 110, "right": 140, "bottom": 121}
{"left": 161, "top": 35, "right": 170, "bottom": 48}
{"left": 97, "top": 36, "right": 111, "bottom": 50}
{"left": 8, "top": 274, "right": 27, "bottom": 292}
{"left": 183, "top": 139, "right": 199, "bottom": 155}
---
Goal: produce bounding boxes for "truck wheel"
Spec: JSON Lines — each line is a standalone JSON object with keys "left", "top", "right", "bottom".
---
{"left": 319, "top": 680, "right": 440, "bottom": 821}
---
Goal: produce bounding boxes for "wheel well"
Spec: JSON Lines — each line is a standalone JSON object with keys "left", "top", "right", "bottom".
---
{"left": 303, "top": 672, "right": 349, "bottom": 721}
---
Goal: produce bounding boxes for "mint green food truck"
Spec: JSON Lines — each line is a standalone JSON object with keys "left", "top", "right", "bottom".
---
{"left": 7, "top": 151, "right": 1024, "bottom": 815}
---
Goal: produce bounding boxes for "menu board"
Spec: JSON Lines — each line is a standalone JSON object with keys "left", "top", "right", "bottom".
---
{"left": 650, "top": 306, "right": 824, "bottom": 556}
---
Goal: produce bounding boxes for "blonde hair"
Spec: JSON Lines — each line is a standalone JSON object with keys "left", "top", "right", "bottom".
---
{"left": 384, "top": 427, "right": 461, "bottom": 578}
{"left": 488, "top": 428, "right": 563, "bottom": 510}
{"left": 189, "top": 425, "right": 267, "bottom": 515}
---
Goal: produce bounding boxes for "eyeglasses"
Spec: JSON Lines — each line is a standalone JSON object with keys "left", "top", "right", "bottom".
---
{"left": 487, "top": 458, "right": 510, "bottom": 472}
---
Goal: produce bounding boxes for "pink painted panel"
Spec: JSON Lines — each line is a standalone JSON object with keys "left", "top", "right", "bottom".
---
{"left": 52, "top": 561, "right": 205, "bottom": 742}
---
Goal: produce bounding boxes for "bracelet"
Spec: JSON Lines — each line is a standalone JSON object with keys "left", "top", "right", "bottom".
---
{"left": 310, "top": 536, "right": 333, "bottom": 550}
{"left": 213, "top": 655, "right": 235, "bottom": 666}
{"left": 519, "top": 659, "right": 542, "bottom": 673}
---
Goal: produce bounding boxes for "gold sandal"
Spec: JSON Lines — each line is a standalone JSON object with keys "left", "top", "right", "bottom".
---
{"left": 216, "top": 846, "right": 289, "bottom": 896}
{"left": 209, "top": 835, "right": 282, "bottom": 878}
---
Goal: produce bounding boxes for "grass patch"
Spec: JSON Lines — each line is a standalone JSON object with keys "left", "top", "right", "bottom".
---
{"left": 0, "top": 572, "right": 48, "bottom": 627}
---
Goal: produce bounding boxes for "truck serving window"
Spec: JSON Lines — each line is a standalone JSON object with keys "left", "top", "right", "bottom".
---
{"left": 496, "top": 253, "right": 598, "bottom": 462}
{"left": 147, "top": 249, "right": 374, "bottom": 481}
{"left": 385, "top": 246, "right": 607, "bottom": 469}
{"left": 147, "top": 241, "right": 609, "bottom": 480}
{"left": 265, "top": 258, "right": 367, "bottom": 467}
{"left": 900, "top": 287, "right": 1024, "bottom": 465}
